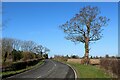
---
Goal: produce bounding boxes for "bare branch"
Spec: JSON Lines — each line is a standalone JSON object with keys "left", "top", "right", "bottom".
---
{"left": 60, "top": 6, "right": 109, "bottom": 43}
{"left": 60, "top": 6, "right": 109, "bottom": 61}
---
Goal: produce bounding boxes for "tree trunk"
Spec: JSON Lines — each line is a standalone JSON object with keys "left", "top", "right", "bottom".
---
{"left": 40, "top": 52, "right": 43, "bottom": 58}
{"left": 84, "top": 37, "right": 89, "bottom": 64}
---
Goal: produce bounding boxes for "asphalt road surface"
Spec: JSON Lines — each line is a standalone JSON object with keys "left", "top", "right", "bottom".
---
{"left": 5, "top": 59, "right": 75, "bottom": 80}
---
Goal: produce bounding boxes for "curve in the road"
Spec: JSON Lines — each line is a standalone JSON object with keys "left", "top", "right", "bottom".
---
{"left": 5, "top": 59, "right": 75, "bottom": 80}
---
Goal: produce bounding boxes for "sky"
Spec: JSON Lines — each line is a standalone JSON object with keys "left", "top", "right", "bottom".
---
{"left": 2, "top": 2, "right": 118, "bottom": 57}
{"left": 2, "top": 0, "right": 120, "bottom": 2}
{"left": 118, "top": 2, "right": 120, "bottom": 56}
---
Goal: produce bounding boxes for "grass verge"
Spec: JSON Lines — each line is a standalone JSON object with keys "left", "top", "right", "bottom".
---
{"left": 64, "top": 62, "right": 112, "bottom": 78}
{"left": 0, "top": 60, "right": 44, "bottom": 78}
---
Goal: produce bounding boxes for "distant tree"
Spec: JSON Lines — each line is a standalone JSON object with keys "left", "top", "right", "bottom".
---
{"left": 43, "top": 53, "right": 48, "bottom": 59}
{"left": 111, "top": 56, "right": 115, "bottom": 58}
{"left": 90, "top": 56, "right": 93, "bottom": 59}
{"left": 34, "top": 45, "right": 44, "bottom": 58}
{"left": 70, "top": 55, "right": 79, "bottom": 59}
{"left": 21, "top": 40, "right": 36, "bottom": 52}
{"left": 12, "top": 39, "right": 22, "bottom": 51}
{"left": 117, "top": 56, "right": 120, "bottom": 59}
{"left": 105, "top": 54, "right": 109, "bottom": 58}
{"left": 43, "top": 47, "right": 50, "bottom": 55}
{"left": 50, "top": 57, "right": 53, "bottom": 59}
{"left": 60, "top": 6, "right": 109, "bottom": 64}
{"left": 99, "top": 56, "right": 102, "bottom": 59}
{"left": 95, "top": 56, "right": 99, "bottom": 59}
{"left": 93, "top": 56, "right": 96, "bottom": 59}
{"left": 65, "top": 55, "right": 69, "bottom": 59}
{"left": 2, "top": 37, "right": 50, "bottom": 61}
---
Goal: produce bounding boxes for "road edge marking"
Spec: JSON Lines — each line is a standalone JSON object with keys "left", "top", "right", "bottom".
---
{"left": 55, "top": 60, "right": 77, "bottom": 79}
{"left": 66, "top": 63, "right": 78, "bottom": 80}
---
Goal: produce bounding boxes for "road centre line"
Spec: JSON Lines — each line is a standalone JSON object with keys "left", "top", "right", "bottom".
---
{"left": 37, "top": 60, "right": 56, "bottom": 78}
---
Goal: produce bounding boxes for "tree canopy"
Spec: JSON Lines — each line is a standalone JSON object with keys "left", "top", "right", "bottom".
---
{"left": 60, "top": 6, "right": 109, "bottom": 64}
{"left": 60, "top": 6, "right": 109, "bottom": 43}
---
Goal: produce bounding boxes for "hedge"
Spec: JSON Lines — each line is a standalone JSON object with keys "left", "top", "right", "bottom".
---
{"left": 100, "top": 58, "right": 120, "bottom": 78}
{"left": 2, "top": 59, "right": 42, "bottom": 72}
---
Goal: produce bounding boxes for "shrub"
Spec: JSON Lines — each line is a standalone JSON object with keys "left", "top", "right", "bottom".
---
{"left": 27, "top": 59, "right": 39, "bottom": 66}
{"left": 100, "top": 58, "right": 119, "bottom": 77}
{"left": 11, "top": 49, "right": 23, "bottom": 62}
{"left": 2, "top": 59, "right": 42, "bottom": 72}
{"left": 11, "top": 61, "right": 27, "bottom": 71}
{"left": 21, "top": 52, "right": 35, "bottom": 61}
{"left": 43, "top": 53, "right": 48, "bottom": 59}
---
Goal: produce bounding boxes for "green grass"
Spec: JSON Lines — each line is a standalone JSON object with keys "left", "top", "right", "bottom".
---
{"left": 0, "top": 60, "right": 44, "bottom": 78}
{"left": 65, "top": 62, "right": 112, "bottom": 78}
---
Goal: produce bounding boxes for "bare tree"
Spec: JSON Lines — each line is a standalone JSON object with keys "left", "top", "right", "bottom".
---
{"left": 60, "top": 6, "right": 109, "bottom": 64}
{"left": 43, "top": 47, "right": 50, "bottom": 54}
{"left": 13, "top": 39, "right": 22, "bottom": 51}
{"left": 2, "top": 38, "right": 13, "bottom": 62}
{"left": 27, "top": 41, "right": 36, "bottom": 53}
{"left": 1, "top": 37, "right": 50, "bottom": 61}
{"left": 34, "top": 45, "right": 44, "bottom": 57}
{"left": 21, "top": 40, "right": 37, "bottom": 53}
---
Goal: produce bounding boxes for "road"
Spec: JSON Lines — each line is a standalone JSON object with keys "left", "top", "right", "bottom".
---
{"left": 5, "top": 59, "right": 75, "bottom": 80}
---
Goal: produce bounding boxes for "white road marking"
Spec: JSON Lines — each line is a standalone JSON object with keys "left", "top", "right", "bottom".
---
{"left": 66, "top": 64, "right": 77, "bottom": 80}
{"left": 37, "top": 60, "right": 57, "bottom": 78}
{"left": 59, "top": 61, "right": 77, "bottom": 79}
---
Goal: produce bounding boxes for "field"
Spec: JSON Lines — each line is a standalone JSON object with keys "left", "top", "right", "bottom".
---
{"left": 67, "top": 59, "right": 100, "bottom": 65}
